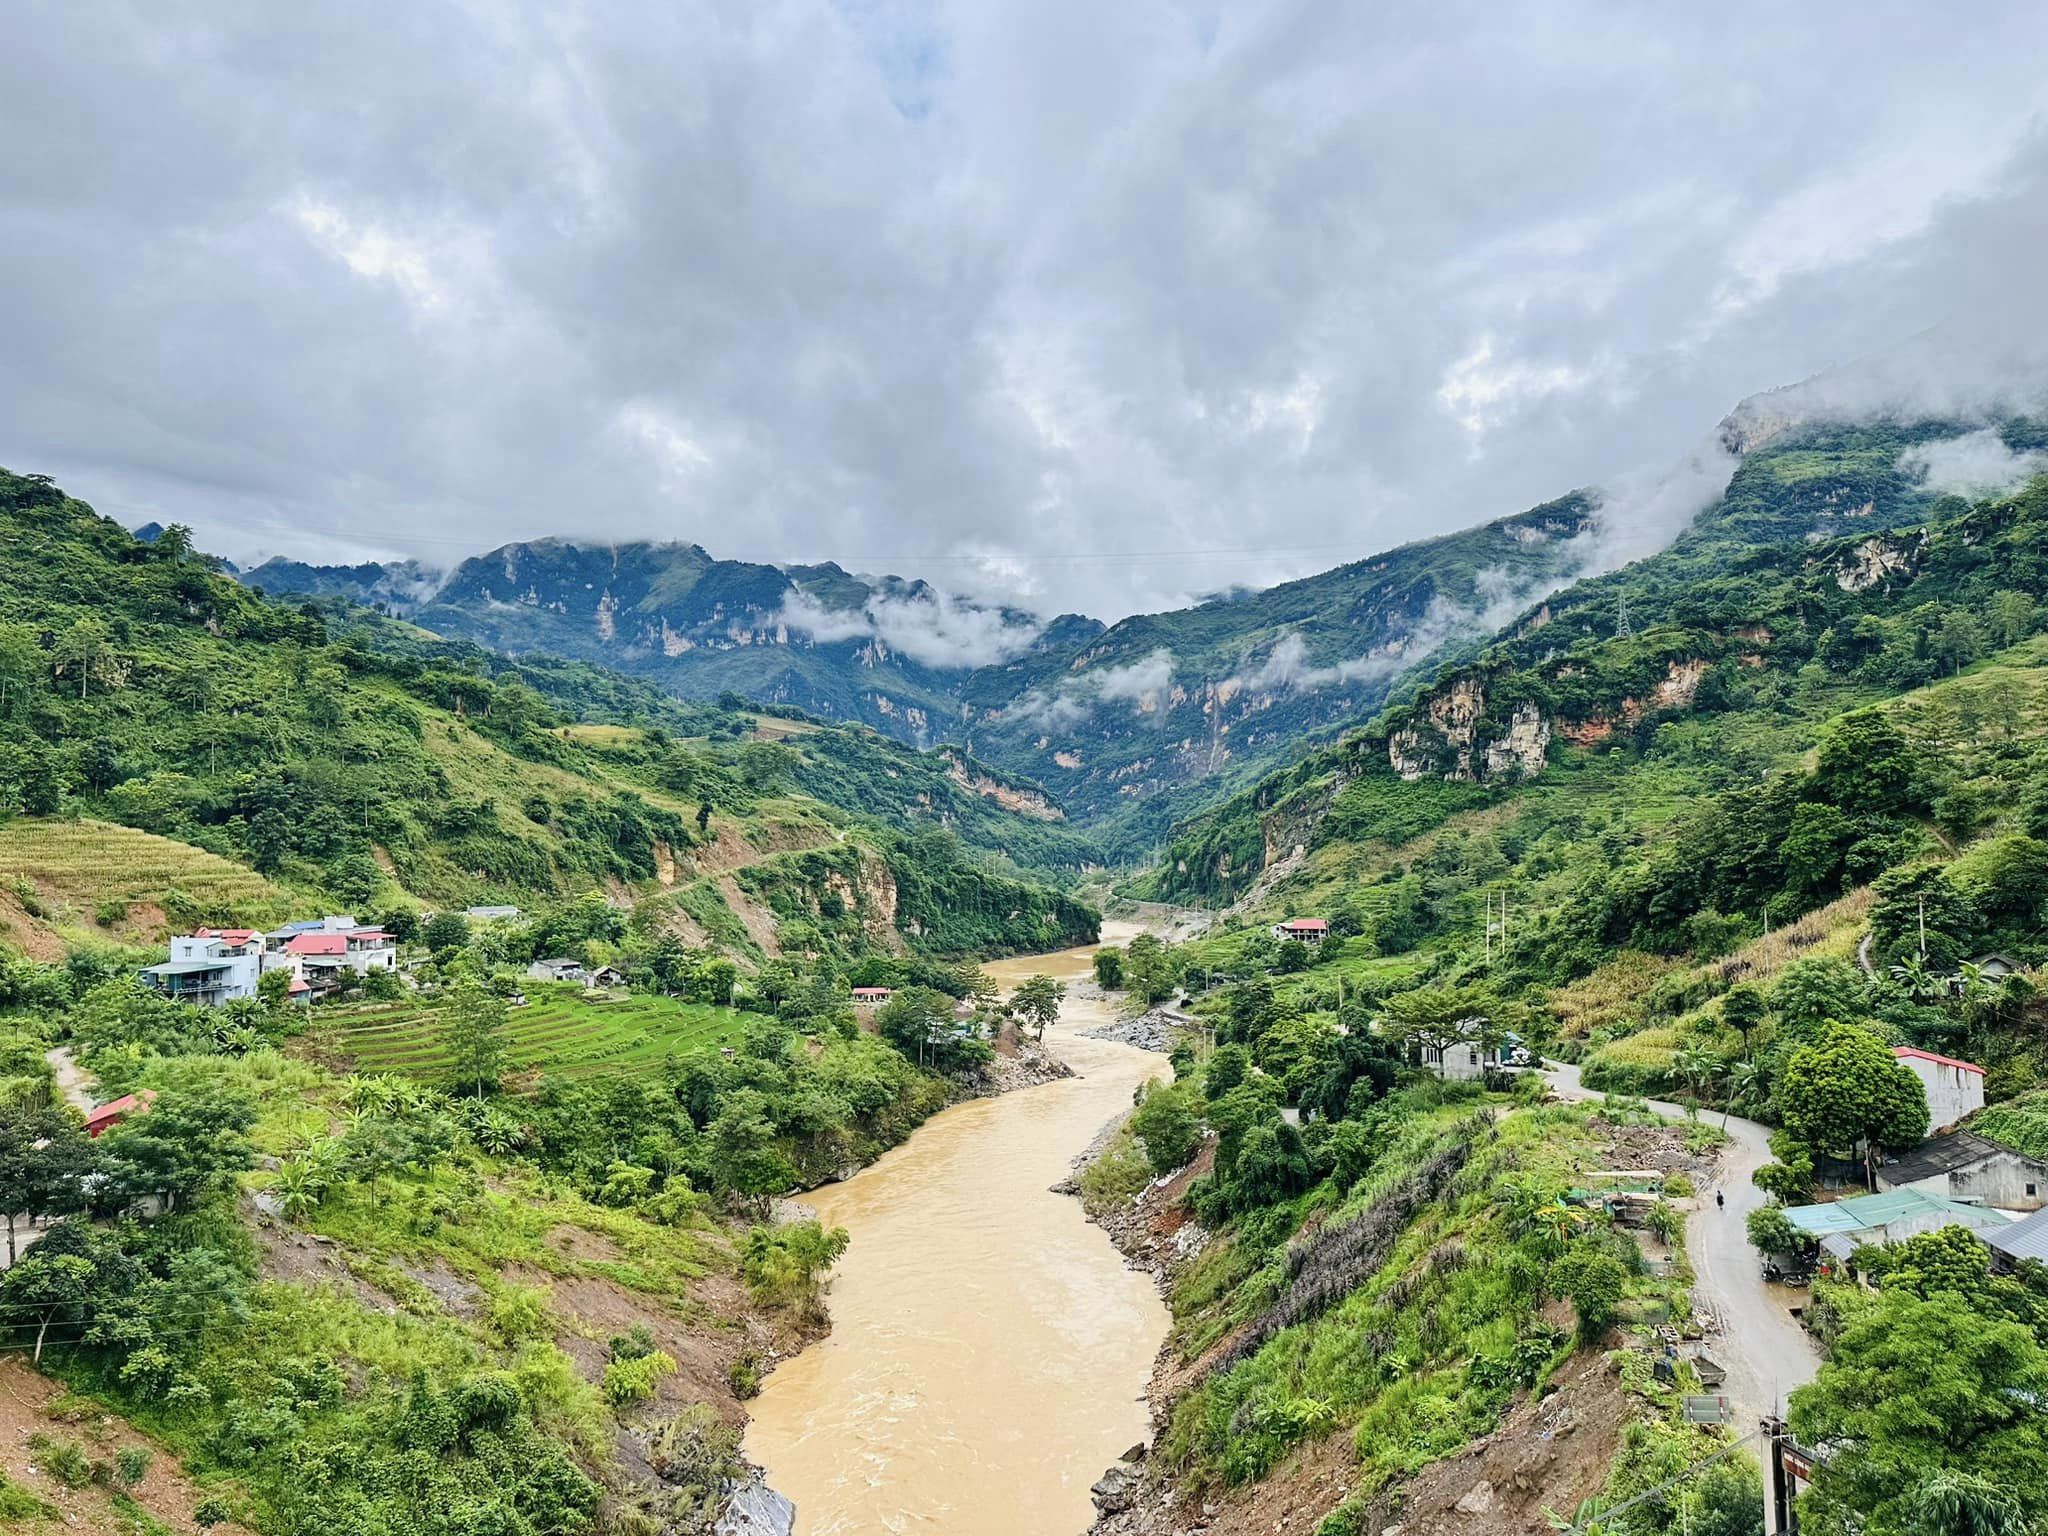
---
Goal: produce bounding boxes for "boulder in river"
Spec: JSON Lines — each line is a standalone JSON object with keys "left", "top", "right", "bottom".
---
{"left": 717, "top": 1478, "right": 797, "bottom": 1536}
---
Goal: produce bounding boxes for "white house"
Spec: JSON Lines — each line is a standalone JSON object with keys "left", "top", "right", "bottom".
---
{"left": 1876, "top": 1130, "right": 2048, "bottom": 1212}
{"left": 528, "top": 958, "right": 588, "bottom": 985}
{"left": 141, "top": 929, "right": 266, "bottom": 1005}
{"left": 1892, "top": 1046, "right": 1986, "bottom": 1132}
{"left": 1271, "top": 918, "right": 1329, "bottom": 945}
{"left": 851, "top": 986, "right": 893, "bottom": 1008}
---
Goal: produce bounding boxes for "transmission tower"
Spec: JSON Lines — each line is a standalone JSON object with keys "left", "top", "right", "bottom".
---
{"left": 1615, "top": 592, "right": 1633, "bottom": 639}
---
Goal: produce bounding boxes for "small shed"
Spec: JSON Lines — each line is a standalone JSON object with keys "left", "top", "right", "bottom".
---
{"left": 1987, "top": 1205, "right": 2048, "bottom": 1271}
{"left": 83, "top": 1089, "right": 156, "bottom": 1139}
{"left": 527, "top": 958, "right": 587, "bottom": 984}
{"left": 1783, "top": 1187, "right": 2013, "bottom": 1251}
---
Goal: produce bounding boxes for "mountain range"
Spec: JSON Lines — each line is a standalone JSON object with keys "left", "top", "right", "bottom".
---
{"left": 232, "top": 363, "right": 2048, "bottom": 858}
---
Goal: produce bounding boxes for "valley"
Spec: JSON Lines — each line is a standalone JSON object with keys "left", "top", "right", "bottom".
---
{"left": 5, "top": 397, "right": 2048, "bottom": 1536}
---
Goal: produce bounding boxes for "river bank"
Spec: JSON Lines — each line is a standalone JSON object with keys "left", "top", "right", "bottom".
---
{"left": 741, "top": 925, "right": 1178, "bottom": 1536}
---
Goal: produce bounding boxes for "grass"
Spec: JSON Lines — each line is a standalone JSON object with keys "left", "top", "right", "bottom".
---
{"left": 0, "top": 817, "right": 289, "bottom": 913}
{"left": 318, "top": 989, "right": 751, "bottom": 1084}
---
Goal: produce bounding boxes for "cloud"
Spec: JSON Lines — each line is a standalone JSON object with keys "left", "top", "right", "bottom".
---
{"left": 1237, "top": 567, "right": 1557, "bottom": 696}
{"left": 1006, "top": 647, "right": 1176, "bottom": 725}
{"left": 6, "top": 6, "right": 2048, "bottom": 621}
{"left": 777, "top": 585, "right": 1044, "bottom": 669}
{"left": 1897, "top": 429, "right": 2048, "bottom": 497}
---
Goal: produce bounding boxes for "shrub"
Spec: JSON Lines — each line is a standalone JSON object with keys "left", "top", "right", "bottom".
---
{"left": 603, "top": 1349, "right": 678, "bottom": 1405}
{"left": 194, "top": 1494, "right": 235, "bottom": 1527}
{"left": 114, "top": 1445, "right": 151, "bottom": 1487}
{"left": 1550, "top": 1245, "right": 1628, "bottom": 1342}
{"left": 26, "top": 1434, "right": 92, "bottom": 1489}
{"left": 1746, "top": 1204, "right": 1801, "bottom": 1256}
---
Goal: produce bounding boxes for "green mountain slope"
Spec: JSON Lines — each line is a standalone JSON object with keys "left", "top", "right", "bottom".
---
{"left": 0, "top": 468, "right": 1095, "bottom": 956}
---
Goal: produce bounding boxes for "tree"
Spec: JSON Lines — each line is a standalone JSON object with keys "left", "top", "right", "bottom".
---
{"left": 740, "top": 1220, "right": 850, "bottom": 1324}
{"left": 1011, "top": 974, "right": 1065, "bottom": 1041}
{"left": 1905, "top": 1472, "right": 2033, "bottom": 1536}
{"left": 1814, "top": 709, "right": 1918, "bottom": 814}
{"left": 153, "top": 523, "right": 196, "bottom": 565}
{"left": 1745, "top": 1204, "right": 1801, "bottom": 1256}
{"left": 421, "top": 911, "right": 471, "bottom": 954}
{"left": 441, "top": 981, "right": 509, "bottom": 1098}
{"left": 1790, "top": 1290, "right": 2048, "bottom": 1533}
{"left": 1550, "top": 1243, "right": 1627, "bottom": 1342}
{"left": 1092, "top": 948, "right": 1125, "bottom": 989}
{"left": 1721, "top": 984, "right": 1765, "bottom": 1057}
{"left": 1985, "top": 589, "right": 2038, "bottom": 648}
{"left": 1130, "top": 1083, "right": 1200, "bottom": 1175}
{"left": 1931, "top": 609, "right": 1989, "bottom": 676}
{"left": 877, "top": 986, "right": 985, "bottom": 1072}
{"left": 1778, "top": 1023, "right": 1928, "bottom": 1171}
{"left": 96, "top": 1085, "right": 256, "bottom": 1213}
{"left": 703, "top": 1089, "right": 797, "bottom": 1207}
{"left": 1, "top": 1250, "right": 97, "bottom": 1364}
{"left": 0, "top": 621, "right": 38, "bottom": 715}
{"left": 0, "top": 1105, "right": 94, "bottom": 1264}
{"left": 1768, "top": 958, "right": 1867, "bottom": 1037}
{"left": 1204, "top": 1043, "right": 1250, "bottom": 1098}
{"left": 54, "top": 616, "right": 110, "bottom": 700}
{"left": 1379, "top": 982, "right": 1510, "bottom": 1066}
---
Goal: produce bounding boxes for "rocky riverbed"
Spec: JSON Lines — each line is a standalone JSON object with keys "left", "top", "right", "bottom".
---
{"left": 1078, "top": 1003, "right": 1191, "bottom": 1053}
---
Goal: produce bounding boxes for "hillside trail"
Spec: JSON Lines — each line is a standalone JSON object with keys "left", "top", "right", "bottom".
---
{"left": 44, "top": 1046, "right": 96, "bottom": 1113}
{"left": 1542, "top": 1063, "right": 1818, "bottom": 1474}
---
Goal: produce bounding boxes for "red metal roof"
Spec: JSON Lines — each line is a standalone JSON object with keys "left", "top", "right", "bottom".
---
{"left": 285, "top": 933, "right": 348, "bottom": 956}
{"left": 83, "top": 1089, "right": 156, "bottom": 1136}
{"left": 197, "top": 928, "right": 261, "bottom": 943}
{"left": 1280, "top": 918, "right": 1329, "bottom": 931}
{"left": 1893, "top": 1045, "right": 1986, "bottom": 1076}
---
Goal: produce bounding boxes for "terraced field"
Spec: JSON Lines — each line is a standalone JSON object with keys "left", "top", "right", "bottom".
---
{"left": 0, "top": 817, "right": 288, "bottom": 912}
{"left": 320, "top": 990, "right": 751, "bottom": 1084}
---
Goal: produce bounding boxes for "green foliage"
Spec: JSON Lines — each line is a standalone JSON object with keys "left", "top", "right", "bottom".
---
{"left": 1791, "top": 1288, "right": 2048, "bottom": 1534}
{"left": 1131, "top": 1081, "right": 1202, "bottom": 1176}
{"left": 1550, "top": 1243, "right": 1628, "bottom": 1342}
{"left": 1777, "top": 1023, "right": 1929, "bottom": 1158}
{"left": 603, "top": 1348, "right": 679, "bottom": 1405}
{"left": 741, "top": 1220, "right": 851, "bottom": 1323}
{"left": 1745, "top": 1204, "right": 1801, "bottom": 1256}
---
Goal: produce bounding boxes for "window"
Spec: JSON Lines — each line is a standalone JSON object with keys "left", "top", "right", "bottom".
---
{"left": 2029, "top": 1183, "right": 2038, "bottom": 1198}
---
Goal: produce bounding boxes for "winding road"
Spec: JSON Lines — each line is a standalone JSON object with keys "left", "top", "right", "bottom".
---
{"left": 1543, "top": 1063, "right": 1819, "bottom": 1446}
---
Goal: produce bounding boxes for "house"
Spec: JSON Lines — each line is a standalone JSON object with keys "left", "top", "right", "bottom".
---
{"left": 1271, "top": 918, "right": 1329, "bottom": 945}
{"left": 1972, "top": 952, "right": 2023, "bottom": 981}
{"left": 587, "top": 965, "right": 628, "bottom": 990}
{"left": 1987, "top": 1205, "right": 2048, "bottom": 1271}
{"left": 1876, "top": 1130, "right": 2048, "bottom": 1212}
{"left": 1892, "top": 1046, "right": 1986, "bottom": 1132}
{"left": 82, "top": 1089, "right": 155, "bottom": 1138}
{"left": 1783, "top": 1187, "right": 2013, "bottom": 1263}
{"left": 851, "top": 986, "right": 893, "bottom": 1008}
{"left": 528, "top": 958, "right": 588, "bottom": 985}
{"left": 141, "top": 930, "right": 265, "bottom": 1005}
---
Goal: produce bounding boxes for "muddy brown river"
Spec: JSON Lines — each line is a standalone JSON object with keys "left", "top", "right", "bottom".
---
{"left": 743, "top": 925, "right": 1172, "bottom": 1536}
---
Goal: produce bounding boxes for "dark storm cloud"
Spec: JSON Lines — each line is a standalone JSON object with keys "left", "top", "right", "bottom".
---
{"left": 5, "top": 1, "right": 2048, "bottom": 618}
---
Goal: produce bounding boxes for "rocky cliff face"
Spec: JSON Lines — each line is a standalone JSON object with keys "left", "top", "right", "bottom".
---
{"left": 941, "top": 752, "right": 1064, "bottom": 821}
{"left": 1833, "top": 532, "right": 1923, "bottom": 592}
{"left": 1389, "top": 678, "right": 1549, "bottom": 784}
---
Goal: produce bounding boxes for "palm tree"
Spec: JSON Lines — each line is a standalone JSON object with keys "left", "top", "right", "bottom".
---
{"left": 1723, "top": 1058, "right": 1764, "bottom": 1128}
{"left": 1672, "top": 1045, "right": 1722, "bottom": 1118}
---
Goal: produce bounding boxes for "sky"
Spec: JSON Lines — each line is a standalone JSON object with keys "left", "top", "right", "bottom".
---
{"left": 6, "top": 2, "right": 2048, "bottom": 623}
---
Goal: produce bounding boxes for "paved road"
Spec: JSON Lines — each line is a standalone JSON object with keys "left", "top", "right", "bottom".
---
{"left": 1544, "top": 1063, "right": 1819, "bottom": 1441}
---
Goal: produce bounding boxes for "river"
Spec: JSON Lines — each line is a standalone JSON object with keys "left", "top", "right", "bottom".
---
{"left": 742, "top": 924, "right": 1173, "bottom": 1536}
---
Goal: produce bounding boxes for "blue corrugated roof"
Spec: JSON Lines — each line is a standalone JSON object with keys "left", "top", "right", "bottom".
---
{"left": 1783, "top": 1188, "right": 2011, "bottom": 1237}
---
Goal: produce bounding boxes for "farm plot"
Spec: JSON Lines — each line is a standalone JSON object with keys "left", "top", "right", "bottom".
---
{"left": 0, "top": 817, "right": 287, "bottom": 912}
{"left": 321, "top": 990, "right": 750, "bottom": 1084}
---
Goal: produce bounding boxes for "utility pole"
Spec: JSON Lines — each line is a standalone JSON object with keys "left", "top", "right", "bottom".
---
{"left": 1918, "top": 893, "right": 1928, "bottom": 959}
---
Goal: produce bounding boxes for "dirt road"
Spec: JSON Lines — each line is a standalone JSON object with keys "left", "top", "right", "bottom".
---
{"left": 1544, "top": 1063, "right": 1819, "bottom": 1439}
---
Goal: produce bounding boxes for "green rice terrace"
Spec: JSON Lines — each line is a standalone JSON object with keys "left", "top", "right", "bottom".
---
{"left": 314, "top": 988, "right": 751, "bottom": 1085}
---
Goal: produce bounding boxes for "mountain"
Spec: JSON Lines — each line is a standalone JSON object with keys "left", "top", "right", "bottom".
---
{"left": 245, "top": 539, "right": 1107, "bottom": 749}
{"left": 0, "top": 467, "right": 1098, "bottom": 959}
{"left": 230, "top": 360, "right": 2048, "bottom": 872}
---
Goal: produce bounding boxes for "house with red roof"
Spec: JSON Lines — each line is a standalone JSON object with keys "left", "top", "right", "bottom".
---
{"left": 1892, "top": 1045, "right": 1986, "bottom": 1133}
{"left": 851, "top": 986, "right": 893, "bottom": 1007}
{"left": 83, "top": 1088, "right": 156, "bottom": 1138}
{"left": 1271, "top": 917, "right": 1329, "bottom": 945}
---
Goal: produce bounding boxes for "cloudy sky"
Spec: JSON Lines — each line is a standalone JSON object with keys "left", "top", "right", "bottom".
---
{"left": 6, "top": 2, "right": 2048, "bottom": 620}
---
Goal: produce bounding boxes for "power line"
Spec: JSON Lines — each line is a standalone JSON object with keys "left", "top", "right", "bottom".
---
{"left": 1554, "top": 1429, "right": 1766, "bottom": 1535}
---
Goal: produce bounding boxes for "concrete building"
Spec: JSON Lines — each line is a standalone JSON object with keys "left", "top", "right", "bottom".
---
{"left": 1876, "top": 1130, "right": 2048, "bottom": 1212}
{"left": 1271, "top": 918, "right": 1329, "bottom": 945}
{"left": 1892, "top": 1046, "right": 1986, "bottom": 1132}
{"left": 528, "top": 958, "right": 588, "bottom": 985}
{"left": 1783, "top": 1187, "right": 2013, "bottom": 1263}
{"left": 851, "top": 986, "right": 893, "bottom": 1008}
{"left": 140, "top": 930, "right": 266, "bottom": 1005}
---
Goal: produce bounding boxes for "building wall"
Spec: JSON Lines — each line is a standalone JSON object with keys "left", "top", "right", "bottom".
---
{"left": 1899, "top": 1057, "right": 1985, "bottom": 1132}
{"left": 1953, "top": 1151, "right": 2048, "bottom": 1212}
